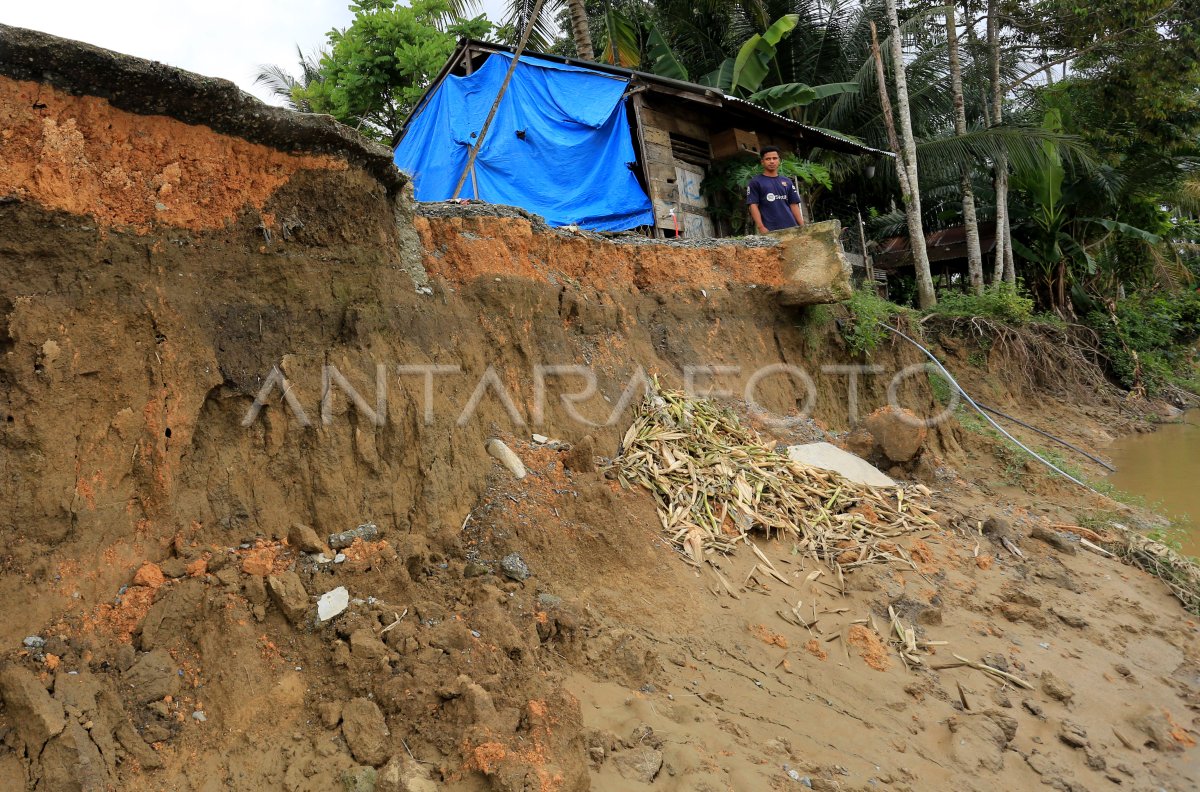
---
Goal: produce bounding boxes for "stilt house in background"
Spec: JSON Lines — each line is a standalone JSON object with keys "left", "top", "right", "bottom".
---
{"left": 395, "top": 39, "right": 886, "bottom": 237}
{"left": 874, "top": 223, "right": 999, "bottom": 291}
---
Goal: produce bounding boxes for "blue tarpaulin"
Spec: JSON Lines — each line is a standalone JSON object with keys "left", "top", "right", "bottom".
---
{"left": 394, "top": 53, "right": 653, "bottom": 232}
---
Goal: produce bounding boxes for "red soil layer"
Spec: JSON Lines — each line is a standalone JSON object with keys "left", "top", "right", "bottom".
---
{"left": 415, "top": 215, "right": 788, "bottom": 291}
{"left": 0, "top": 77, "right": 346, "bottom": 233}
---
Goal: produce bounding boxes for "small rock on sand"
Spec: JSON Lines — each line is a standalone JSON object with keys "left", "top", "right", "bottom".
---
{"left": 612, "top": 747, "right": 664, "bottom": 784}
{"left": 377, "top": 754, "right": 438, "bottom": 792}
{"left": 1030, "top": 526, "right": 1077, "bottom": 555}
{"left": 123, "top": 650, "right": 181, "bottom": 704}
{"left": 1040, "top": 671, "right": 1074, "bottom": 704}
{"left": 132, "top": 562, "right": 165, "bottom": 589}
{"left": 318, "top": 701, "right": 343, "bottom": 729}
{"left": 500, "top": 553, "right": 530, "bottom": 581}
{"left": 266, "top": 571, "right": 311, "bottom": 625}
{"left": 341, "top": 697, "right": 390, "bottom": 766}
{"left": 289, "top": 523, "right": 330, "bottom": 554}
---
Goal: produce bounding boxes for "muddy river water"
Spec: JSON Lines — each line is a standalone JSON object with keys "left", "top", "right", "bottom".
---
{"left": 1105, "top": 410, "right": 1200, "bottom": 557}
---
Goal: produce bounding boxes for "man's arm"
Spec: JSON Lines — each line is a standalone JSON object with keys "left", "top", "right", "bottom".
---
{"left": 746, "top": 179, "right": 768, "bottom": 233}
{"left": 748, "top": 203, "right": 768, "bottom": 234}
{"left": 787, "top": 181, "right": 805, "bottom": 226}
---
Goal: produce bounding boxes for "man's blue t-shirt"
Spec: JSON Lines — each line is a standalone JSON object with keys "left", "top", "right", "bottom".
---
{"left": 746, "top": 174, "right": 801, "bottom": 231}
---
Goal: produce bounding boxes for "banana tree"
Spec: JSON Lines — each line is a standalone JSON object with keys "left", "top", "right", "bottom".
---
{"left": 1013, "top": 108, "right": 1163, "bottom": 312}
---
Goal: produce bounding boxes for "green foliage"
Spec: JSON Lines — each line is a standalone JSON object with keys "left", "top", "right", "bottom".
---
{"left": 747, "top": 82, "right": 859, "bottom": 114}
{"left": 645, "top": 22, "right": 687, "bottom": 81}
{"left": 296, "top": 0, "right": 492, "bottom": 143}
{"left": 927, "top": 369, "right": 954, "bottom": 404}
{"left": 254, "top": 47, "right": 327, "bottom": 112}
{"left": 797, "top": 304, "right": 833, "bottom": 349}
{"left": 1083, "top": 290, "right": 1200, "bottom": 394}
{"left": 729, "top": 14, "right": 798, "bottom": 95}
{"left": 598, "top": 7, "right": 641, "bottom": 67}
{"left": 927, "top": 283, "right": 1036, "bottom": 324}
{"left": 840, "top": 288, "right": 908, "bottom": 358}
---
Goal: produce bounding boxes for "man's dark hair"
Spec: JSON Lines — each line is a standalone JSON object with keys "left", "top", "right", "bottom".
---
{"left": 760, "top": 146, "right": 783, "bottom": 159}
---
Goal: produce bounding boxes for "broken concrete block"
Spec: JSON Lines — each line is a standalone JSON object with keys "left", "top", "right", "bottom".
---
{"left": 774, "top": 220, "right": 853, "bottom": 306}
{"left": 786, "top": 442, "right": 895, "bottom": 487}
{"left": 329, "top": 523, "right": 379, "bottom": 550}
{"left": 486, "top": 438, "right": 527, "bottom": 479}
{"left": 317, "top": 586, "right": 350, "bottom": 623}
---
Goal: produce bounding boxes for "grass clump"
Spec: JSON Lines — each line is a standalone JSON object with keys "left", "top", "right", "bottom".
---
{"left": 797, "top": 304, "right": 833, "bottom": 348}
{"left": 927, "top": 369, "right": 955, "bottom": 405}
{"left": 841, "top": 288, "right": 910, "bottom": 358}
{"left": 928, "top": 283, "right": 1036, "bottom": 324}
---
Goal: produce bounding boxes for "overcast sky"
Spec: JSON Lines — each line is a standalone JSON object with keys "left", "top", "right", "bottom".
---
{"left": 5, "top": 1, "right": 513, "bottom": 106}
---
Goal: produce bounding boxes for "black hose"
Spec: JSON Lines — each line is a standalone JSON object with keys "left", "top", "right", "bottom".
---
{"left": 878, "top": 322, "right": 1098, "bottom": 492}
{"left": 975, "top": 403, "right": 1117, "bottom": 472}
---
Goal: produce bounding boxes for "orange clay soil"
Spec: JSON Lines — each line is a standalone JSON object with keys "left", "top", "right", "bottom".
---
{"left": 414, "top": 214, "right": 788, "bottom": 291}
{"left": 0, "top": 77, "right": 346, "bottom": 233}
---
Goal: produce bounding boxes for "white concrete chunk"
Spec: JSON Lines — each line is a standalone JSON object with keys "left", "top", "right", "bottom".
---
{"left": 317, "top": 586, "right": 349, "bottom": 622}
{"left": 786, "top": 442, "right": 895, "bottom": 488}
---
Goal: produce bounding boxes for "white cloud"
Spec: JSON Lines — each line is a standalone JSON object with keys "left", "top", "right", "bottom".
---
{"left": 5, "top": 0, "right": 515, "bottom": 105}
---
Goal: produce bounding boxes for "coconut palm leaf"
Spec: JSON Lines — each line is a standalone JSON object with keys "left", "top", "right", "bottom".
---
{"left": 915, "top": 126, "right": 1096, "bottom": 186}
{"left": 501, "top": 0, "right": 561, "bottom": 51}
{"left": 254, "top": 46, "right": 327, "bottom": 111}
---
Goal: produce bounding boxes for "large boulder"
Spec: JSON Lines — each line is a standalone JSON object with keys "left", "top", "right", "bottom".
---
{"left": 774, "top": 220, "right": 853, "bottom": 306}
{"left": 863, "top": 406, "right": 928, "bottom": 463}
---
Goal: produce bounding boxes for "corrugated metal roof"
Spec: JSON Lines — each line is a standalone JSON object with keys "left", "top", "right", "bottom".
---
{"left": 718, "top": 94, "right": 892, "bottom": 158}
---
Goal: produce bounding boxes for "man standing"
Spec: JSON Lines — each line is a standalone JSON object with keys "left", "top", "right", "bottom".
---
{"left": 746, "top": 147, "right": 805, "bottom": 233}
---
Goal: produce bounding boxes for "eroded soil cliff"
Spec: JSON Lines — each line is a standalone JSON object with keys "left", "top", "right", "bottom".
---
{"left": 0, "top": 25, "right": 1196, "bottom": 792}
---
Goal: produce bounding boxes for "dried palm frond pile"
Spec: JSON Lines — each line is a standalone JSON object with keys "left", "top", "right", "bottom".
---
{"left": 1105, "top": 522, "right": 1200, "bottom": 616}
{"left": 606, "top": 381, "right": 938, "bottom": 567}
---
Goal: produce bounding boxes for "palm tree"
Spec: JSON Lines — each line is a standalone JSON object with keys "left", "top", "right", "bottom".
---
{"left": 254, "top": 47, "right": 326, "bottom": 112}
{"left": 873, "top": 4, "right": 935, "bottom": 309}
{"left": 502, "top": 0, "right": 593, "bottom": 58}
{"left": 945, "top": 3, "right": 985, "bottom": 293}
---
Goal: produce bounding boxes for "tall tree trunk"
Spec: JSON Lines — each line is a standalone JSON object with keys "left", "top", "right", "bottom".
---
{"left": 874, "top": 4, "right": 936, "bottom": 309}
{"left": 992, "top": 167, "right": 1008, "bottom": 282}
{"left": 946, "top": 4, "right": 984, "bottom": 293}
{"left": 568, "top": 0, "right": 594, "bottom": 61}
{"left": 987, "top": 0, "right": 1015, "bottom": 285}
